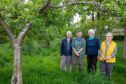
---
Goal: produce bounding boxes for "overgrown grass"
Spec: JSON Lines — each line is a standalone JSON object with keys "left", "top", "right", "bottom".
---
{"left": 0, "top": 41, "right": 125, "bottom": 84}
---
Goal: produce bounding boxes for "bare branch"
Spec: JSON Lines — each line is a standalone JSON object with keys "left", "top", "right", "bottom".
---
{"left": 39, "top": 0, "right": 51, "bottom": 13}
{"left": 17, "top": 23, "right": 31, "bottom": 45}
{"left": 48, "top": 1, "right": 106, "bottom": 13}
{"left": 0, "top": 17, "right": 15, "bottom": 43}
{"left": 49, "top": 1, "right": 97, "bottom": 8}
{"left": 38, "top": 0, "right": 107, "bottom": 15}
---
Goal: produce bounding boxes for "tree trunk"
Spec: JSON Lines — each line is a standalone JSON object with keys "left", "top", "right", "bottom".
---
{"left": 11, "top": 39, "right": 22, "bottom": 84}
{"left": 124, "top": 26, "right": 126, "bottom": 58}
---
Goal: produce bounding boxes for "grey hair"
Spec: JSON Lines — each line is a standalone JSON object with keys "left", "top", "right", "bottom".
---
{"left": 106, "top": 32, "right": 113, "bottom": 37}
{"left": 66, "top": 31, "right": 72, "bottom": 35}
{"left": 88, "top": 29, "right": 95, "bottom": 34}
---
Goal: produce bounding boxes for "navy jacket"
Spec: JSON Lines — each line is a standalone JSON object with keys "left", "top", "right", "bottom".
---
{"left": 60, "top": 38, "right": 72, "bottom": 56}
{"left": 86, "top": 38, "right": 100, "bottom": 56}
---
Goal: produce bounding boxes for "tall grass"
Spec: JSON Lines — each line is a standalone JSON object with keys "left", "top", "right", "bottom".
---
{"left": 0, "top": 41, "right": 125, "bottom": 84}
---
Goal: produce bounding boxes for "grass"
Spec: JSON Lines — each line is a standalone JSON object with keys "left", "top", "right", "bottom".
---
{"left": 0, "top": 41, "right": 125, "bottom": 84}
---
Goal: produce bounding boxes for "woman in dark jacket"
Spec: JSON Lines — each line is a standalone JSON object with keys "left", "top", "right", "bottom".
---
{"left": 60, "top": 31, "right": 72, "bottom": 72}
{"left": 86, "top": 29, "right": 100, "bottom": 73}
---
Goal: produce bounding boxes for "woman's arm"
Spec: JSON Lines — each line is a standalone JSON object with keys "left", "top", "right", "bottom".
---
{"left": 105, "top": 46, "right": 117, "bottom": 60}
{"left": 78, "top": 38, "right": 86, "bottom": 53}
{"left": 111, "top": 46, "right": 117, "bottom": 58}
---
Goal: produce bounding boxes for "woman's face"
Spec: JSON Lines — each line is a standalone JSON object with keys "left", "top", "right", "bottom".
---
{"left": 67, "top": 33, "right": 72, "bottom": 38}
{"left": 88, "top": 32, "right": 94, "bottom": 37}
{"left": 77, "top": 32, "right": 82, "bottom": 38}
{"left": 106, "top": 36, "right": 113, "bottom": 42}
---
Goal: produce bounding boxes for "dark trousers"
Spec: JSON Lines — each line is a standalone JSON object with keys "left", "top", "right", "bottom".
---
{"left": 87, "top": 55, "right": 97, "bottom": 73}
{"left": 100, "top": 61, "right": 114, "bottom": 80}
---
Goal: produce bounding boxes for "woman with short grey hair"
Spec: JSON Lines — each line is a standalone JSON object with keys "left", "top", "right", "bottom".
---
{"left": 86, "top": 29, "right": 100, "bottom": 73}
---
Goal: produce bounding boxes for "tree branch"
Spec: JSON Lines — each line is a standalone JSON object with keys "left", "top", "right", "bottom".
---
{"left": 48, "top": 1, "right": 112, "bottom": 16}
{"left": 49, "top": 1, "right": 97, "bottom": 8}
{"left": 39, "top": 0, "right": 51, "bottom": 13}
{"left": 38, "top": 0, "right": 107, "bottom": 15}
{"left": 0, "top": 17, "right": 15, "bottom": 43}
{"left": 94, "top": 2, "right": 106, "bottom": 12}
{"left": 38, "top": 0, "right": 117, "bottom": 17}
{"left": 17, "top": 23, "right": 31, "bottom": 45}
{"left": 48, "top": 1, "right": 107, "bottom": 14}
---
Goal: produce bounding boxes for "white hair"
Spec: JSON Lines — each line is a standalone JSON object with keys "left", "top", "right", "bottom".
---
{"left": 106, "top": 32, "right": 113, "bottom": 37}
{"left": 66, "top": 31, "right": 72, "bottom": 35}
{"left": 88, "top": 29, "right": 95, "bottom": 34}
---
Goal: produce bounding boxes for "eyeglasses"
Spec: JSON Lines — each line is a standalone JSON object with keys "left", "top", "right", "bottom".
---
{"left": 106, "top": 36, "right": 113, "bottom": 37}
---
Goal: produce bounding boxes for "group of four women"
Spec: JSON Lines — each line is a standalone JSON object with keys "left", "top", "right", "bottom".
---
{"left": 60, "top": 29, "right": 117, "bottom": 80}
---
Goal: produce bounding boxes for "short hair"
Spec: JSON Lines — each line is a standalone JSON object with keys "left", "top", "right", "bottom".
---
{"left": 106, "top": 32, "right": 113, "bottom": 37}
{"left": 66, "top": 31, "right": 72, "bottom": 35}
{"left": 76, "top": 30, "right": 83, "bottom": 33}
{"left": 88, "top": 29, "right": 95, "bottom": 34}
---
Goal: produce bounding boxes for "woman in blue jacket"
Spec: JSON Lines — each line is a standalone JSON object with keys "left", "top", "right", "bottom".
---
{"left": 60, "top": 31, "right": 72, "bottom": 72}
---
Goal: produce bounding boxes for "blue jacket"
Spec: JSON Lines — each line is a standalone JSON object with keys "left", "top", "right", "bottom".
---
{"left": 60, "top": 38, "right": 72, "bottom": 56}
{"left": 86, "top": 37, "right": 100, "bottom": 56}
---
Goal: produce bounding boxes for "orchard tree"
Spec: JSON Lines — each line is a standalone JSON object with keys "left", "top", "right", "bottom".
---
{"left": 0, "top": 0, "right": 48, "bottom": 84}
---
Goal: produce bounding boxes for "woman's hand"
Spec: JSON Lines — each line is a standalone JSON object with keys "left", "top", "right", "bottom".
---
{"left": 97, "top": 56, "right": 100, "bottom": 60}
{"left": 102, "top": 55, "right": 106, "bottom": 61}
{"left": 105, "top": 56, "right": 111, "bottom": 60}
{"left": 75, "top": 51, "right": 80, "bottom": 57}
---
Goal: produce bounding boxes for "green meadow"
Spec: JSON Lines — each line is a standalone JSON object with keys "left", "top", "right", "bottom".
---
{"left": 0, "top": 41, "right": 125, "bottom": 84}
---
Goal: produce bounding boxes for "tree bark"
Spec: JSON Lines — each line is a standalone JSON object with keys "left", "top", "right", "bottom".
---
{"left": 11, "top": 23, "right": 31, "bottom": 84}
{"left": 124, "top": 25, "right": 126, "bottom": 58}
{"left": 39, "top": 0, "right": 51, "bottom": 13}
{"left": 11, "top": 39, "right": 22, "bottom": 84}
